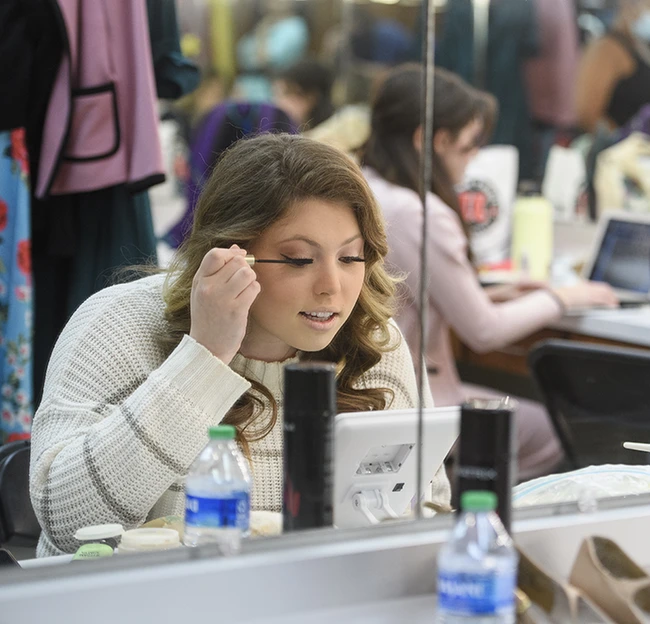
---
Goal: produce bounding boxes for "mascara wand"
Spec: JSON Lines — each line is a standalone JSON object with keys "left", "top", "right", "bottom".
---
{"left": 245, "top": 255, "right": 313, "bottom": 266}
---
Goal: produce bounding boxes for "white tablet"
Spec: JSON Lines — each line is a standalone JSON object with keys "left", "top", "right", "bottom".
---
{"left": 333, "top": 407, "right": 460, "bottom": 528}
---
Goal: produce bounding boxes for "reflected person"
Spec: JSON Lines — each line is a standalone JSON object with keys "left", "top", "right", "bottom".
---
{"left": 272, "top": 59, "right": 334, "bottom": 131}
{"left": 362, "top": 66, "right": 618, "bottom": 481}
{"left": 29, "top": 134, "right": 450, "bottom": 556}
{"left": 576, "top": 0, "right": 650, "bottom": 132}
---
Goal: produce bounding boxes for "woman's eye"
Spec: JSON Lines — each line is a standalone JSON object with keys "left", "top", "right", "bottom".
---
{"left": 281, "top": 254, "right": 313, "bottom": 267}
{"left": 340, "top": 256, "right": 366, "bottom": 264}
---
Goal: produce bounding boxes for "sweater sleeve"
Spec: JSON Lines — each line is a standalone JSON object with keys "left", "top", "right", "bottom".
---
{"left": 396, "top": 196, "right": 563, "bottom": 354}
{"left": 356, "top": 321, "right": 451, "bottom": 506}
{"left": 30, "top": 281, "right": 250, "bottom": 553}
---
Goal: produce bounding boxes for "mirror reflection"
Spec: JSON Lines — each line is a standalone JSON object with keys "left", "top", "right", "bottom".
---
{"left": 2, "top": 0, "right": 650, "bottom": 580}
{"left": 435, "top": 0, "right": 650, "bottom": 514}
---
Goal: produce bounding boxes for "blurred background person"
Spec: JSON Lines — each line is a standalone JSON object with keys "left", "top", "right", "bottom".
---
{"left": 234, "top": 0, "right": 309, "bottom": 102}
{"left": 576, "top": 0, "right": 650, "bottom": 133}
{"left": 361, "top": 65, "right": 619, "bottom": 481}
{"left": 524, "top": 0, "right": 580, "bottom": 182}
{"left": 349, "top": 4, "right": 416, "bottom": 66}
{"left": 164, "top": 101, "right": 297, "bottom": 250}
{"left": 273, "top": 59, "right": 334, "bottom": 130}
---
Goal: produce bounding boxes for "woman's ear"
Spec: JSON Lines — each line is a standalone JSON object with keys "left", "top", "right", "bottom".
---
{"left": 412, "top": 125, "right": 424, "bottom": 153}
{"left": 433, "top": 128, "right": 452, "bottom": 157}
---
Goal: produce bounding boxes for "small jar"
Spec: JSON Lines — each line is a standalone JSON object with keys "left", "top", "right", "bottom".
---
{"left": 74, "top": 523, "right": 124, "bottom": 550}
{"left": 73, "top": 524, "right": 124, "bottom": 561}
{"left": 117, "top": 528, "right": 180, "bottom": 554}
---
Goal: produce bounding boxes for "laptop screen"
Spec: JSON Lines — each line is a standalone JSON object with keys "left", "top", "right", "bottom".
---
{"left": 589, "top": 218, "right": 650, "bottom": 293}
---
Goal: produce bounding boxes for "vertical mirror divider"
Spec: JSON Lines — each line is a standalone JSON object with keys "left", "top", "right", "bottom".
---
{"left": 416, "top": 0, "right": 436, "bottom": 518}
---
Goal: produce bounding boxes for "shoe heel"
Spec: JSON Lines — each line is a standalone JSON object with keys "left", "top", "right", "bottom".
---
{"left": 570, "top": 536, "right": 648, "bottom": 624}
{"left": 518, "top": 546, "right": 613, "bottom": 623}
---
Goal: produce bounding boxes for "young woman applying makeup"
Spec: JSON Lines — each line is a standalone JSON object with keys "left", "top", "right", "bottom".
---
{"left": 30, "top": 133, "right": 450, "bottom": 556}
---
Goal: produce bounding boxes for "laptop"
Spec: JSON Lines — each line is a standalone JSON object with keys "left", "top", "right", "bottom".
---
{"left": 333, "top": 407, "right": 459, "bottom": 528}
{"left": 581, "top": 211, "right": 650, "bottom": 304}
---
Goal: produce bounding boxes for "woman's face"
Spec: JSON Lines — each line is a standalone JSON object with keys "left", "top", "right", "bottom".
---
{"left": 240, "top": 198, "right": 366, "bottom": 361}
{"left": 273, "top": 79, "right": 315, "bottom": 125}
{"left": 434, "top": 117, "right": 484, "bottom": 186}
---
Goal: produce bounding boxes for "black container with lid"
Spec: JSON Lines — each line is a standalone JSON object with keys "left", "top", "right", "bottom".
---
{"left": 283, "top": 362, "right": 336, "bottom": 532}
{"left": 452, "top": 398, "right": 517, "bottom": 532}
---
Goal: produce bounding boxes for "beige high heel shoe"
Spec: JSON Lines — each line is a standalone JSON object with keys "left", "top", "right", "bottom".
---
{"left": 569, "top": 536, "right": 649, "bottom": 624}
{"left": 517, "top": 547, "right": 613, "bottom": 623}
{"left": 630, "top": 584, "right": 650, "bottom": 623}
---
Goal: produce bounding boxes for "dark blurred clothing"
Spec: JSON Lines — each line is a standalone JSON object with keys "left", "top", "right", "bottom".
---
{"left": 437, "top": 0, "right": 540, "bottom": 180}
{"left": 0, "top": 0, "right": 64, "bottom": 178}
{"left": 352, "top": 19, "right": 416, "bottom": 65}
{"left": 147, "top": 0, "right": 200, "bottom": 100}
{"left": 605, "top": 32, "right": 650, "bottom": 129}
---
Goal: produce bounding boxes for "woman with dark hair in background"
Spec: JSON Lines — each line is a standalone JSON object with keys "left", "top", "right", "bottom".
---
{"left": 273, "top": 59, "right": 335, "bottom": 131}
{"left": 362, "top": 65, "right": 617, "bottom": 481}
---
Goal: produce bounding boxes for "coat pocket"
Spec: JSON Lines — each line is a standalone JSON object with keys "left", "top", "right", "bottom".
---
{"left": 62, "top": 83, "right": 120, "bottom": 162}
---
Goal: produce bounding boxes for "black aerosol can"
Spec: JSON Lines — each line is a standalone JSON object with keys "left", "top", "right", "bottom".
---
{"left": 453, "top": 398, "right": 518, "bottom": 532}
{"left": 282, "top": 362, "right": 337, "bottom": 532}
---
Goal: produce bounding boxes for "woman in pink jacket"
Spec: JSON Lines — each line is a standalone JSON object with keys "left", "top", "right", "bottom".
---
{"left": 362, "top": 65, "right": 618, "bottom": 480}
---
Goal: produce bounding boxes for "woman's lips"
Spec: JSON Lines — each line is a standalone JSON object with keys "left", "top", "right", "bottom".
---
{"left": 299, "top": 311, "right": 339, "bottom": 330}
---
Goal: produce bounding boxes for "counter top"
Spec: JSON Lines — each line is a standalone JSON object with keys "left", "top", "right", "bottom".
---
{"left": 552, "top": 306, "right": 650, "bottom": 348}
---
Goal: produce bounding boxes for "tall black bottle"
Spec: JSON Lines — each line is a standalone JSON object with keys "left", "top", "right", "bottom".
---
{"left": 282, "top": 362, "right": 337, "bottom": 532}
{"left": 453, "top": 398, "right": 517, "bottom": 532}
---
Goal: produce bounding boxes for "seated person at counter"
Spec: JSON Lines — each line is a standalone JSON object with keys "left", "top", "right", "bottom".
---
{"left": 29, "top": 133, "right": 451, "bottom": 557}
{"left": 576, "top": 0, "right": 650, "bottom": 132}
{"left": 361, "top": 65, "right": 618, "bottom": 481}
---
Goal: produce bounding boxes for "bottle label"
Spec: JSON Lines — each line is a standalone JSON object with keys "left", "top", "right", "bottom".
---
{"left": 437, "top": 570, "right": 516, "bottom": 615}
{"left": 184, "top": 492, "right": 250, "bottom": 531}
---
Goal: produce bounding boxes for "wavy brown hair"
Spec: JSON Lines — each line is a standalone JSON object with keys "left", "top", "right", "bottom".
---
{"left": 162, "top": 133, "right": 398, "bottom": 455}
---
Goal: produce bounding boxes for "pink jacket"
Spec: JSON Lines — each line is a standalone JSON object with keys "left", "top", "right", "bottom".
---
{"left": 36, "top": 0, "right": 164, "bottom": 199}
{"left": 364, "top": 168, "right": 563, "bottom": 406}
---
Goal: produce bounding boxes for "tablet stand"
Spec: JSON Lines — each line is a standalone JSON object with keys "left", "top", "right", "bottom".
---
{"left": 352, "top": 490, "right": 401, "bottom": 525}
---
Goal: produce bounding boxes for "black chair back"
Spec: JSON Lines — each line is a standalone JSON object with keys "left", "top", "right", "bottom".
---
{"left": 528, "top": 340, "right": 650, "bottom": 470}
{"left": 0, "top": 440, "right": 40, "bottom": 545}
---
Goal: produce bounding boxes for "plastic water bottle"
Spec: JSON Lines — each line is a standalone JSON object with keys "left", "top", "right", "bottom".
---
{"left": 436, "top": 490, "right": 518, "bottom": 623}
{"left": 184, "top": 425, "right": 251, "bottom": 554}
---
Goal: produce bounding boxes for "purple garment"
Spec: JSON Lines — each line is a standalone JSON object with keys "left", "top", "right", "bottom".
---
{"left": 166, "top": 101, "right": 297, "bottom": 248}
{"left": 36, "top": 0, "right": 164, "bottom": 199}
{"left": 617, "top": 104, "right": 650, "bottom": 141}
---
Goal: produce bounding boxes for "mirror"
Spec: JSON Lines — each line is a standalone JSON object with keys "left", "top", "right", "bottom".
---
{"left": 444, "top": 0, "right": 650, "bottom": 515}
{"left": 1, "top": 0, "right": 445, "bottom": 582}
{"left": 5, "top": 0, "right": 646, "bottom": 586}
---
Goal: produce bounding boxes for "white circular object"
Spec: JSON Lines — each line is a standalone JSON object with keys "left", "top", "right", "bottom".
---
{"left": 74, "top": 524, "right": 124, "bottom": 542}
{"left": 117, "top": 528, "right": 180, "bottom": 553}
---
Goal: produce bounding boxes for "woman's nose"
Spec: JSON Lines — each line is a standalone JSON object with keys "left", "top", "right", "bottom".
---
{"left": 313, "top": 262, "right": 342, "bottom": 296}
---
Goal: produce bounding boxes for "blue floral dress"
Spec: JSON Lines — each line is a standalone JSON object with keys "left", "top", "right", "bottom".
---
{"left": 0, "top": 129, "right": 33, "bottom": 443}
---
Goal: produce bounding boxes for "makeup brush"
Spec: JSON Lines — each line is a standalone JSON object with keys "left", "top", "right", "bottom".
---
{"left": 623, "top": 441, "right": 650, "bottom": 453}
{"left": 245, "top": 255, "right": 313, "bottom": 267}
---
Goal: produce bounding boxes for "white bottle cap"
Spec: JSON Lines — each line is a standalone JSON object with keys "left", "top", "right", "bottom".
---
{"left": 74, "top": 523, "right": 124, "bottom": 542}
{"left": 118, "top": 528, "right": 180, "bottom": 553}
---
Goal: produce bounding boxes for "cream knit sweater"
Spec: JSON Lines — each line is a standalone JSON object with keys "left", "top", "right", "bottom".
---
{"left": 30, "top": 274, "right": 450, "bottom": 556}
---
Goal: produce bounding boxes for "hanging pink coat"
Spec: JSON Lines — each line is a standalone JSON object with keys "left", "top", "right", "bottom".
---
{"left": 36, "top": 0, "right": 165, "bottom": 199}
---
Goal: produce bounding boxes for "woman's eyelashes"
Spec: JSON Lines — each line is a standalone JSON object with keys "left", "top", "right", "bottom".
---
{"left": 280, "top": 254, "right": 366, "bottom": 267}
{"left": 280, "top": 255, "right": 313, "bottom": 267}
